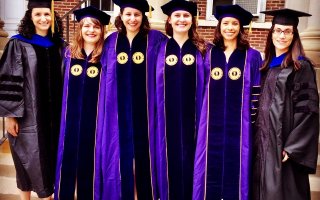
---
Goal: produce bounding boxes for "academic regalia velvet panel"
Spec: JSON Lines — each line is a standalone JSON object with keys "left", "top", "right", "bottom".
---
{"left": 94, "top": 30, "right": 167, "bottom": 200}
{"left": 54, "top": 49, "right": 101, "bottom": 200}
{"left": 0, "top": 34, "right": 64, "bottom": 198}
{"left": 252, "top": 56, "right": 319, "bottom": 200}
{"left": 156, "top": 38, "right": 206, "bottom": 200}
{"left": 193, "top": 47, "right": 262, "bottom": 200}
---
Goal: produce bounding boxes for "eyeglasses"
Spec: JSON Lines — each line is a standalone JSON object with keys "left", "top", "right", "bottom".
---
{"left": 272, "top": 28, "right": 294, "bottom": 36}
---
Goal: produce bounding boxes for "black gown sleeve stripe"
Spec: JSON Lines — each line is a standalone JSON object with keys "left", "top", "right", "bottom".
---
{"left": 0, "top": 94, "right": 23, "bottom": 101}
{"left": 283, "top": 60, "right": 319, "bottom": 172}
{"left": 293, "top": 91, "right": 319, "bottom": 102}
{"left": 0, "top": 74, "right": 24, "bottom": 82}
{"left": 0, "top": 84, "right": 23, "bottom": 92}
{"left": 0, "top": 39, "right": 25, "bottom": 117}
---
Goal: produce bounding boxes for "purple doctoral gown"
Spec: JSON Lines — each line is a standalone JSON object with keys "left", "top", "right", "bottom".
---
{"left": 155, "top": 38, "right": 207, "bottom": 200}
{"left": 193, "top": 47, "right": 262, "bottom": 200}
{"left": 94, "top": 30, "right": 167, "bottom": 200}
{"left": 55, "top": 49, "right": 102, "bottom": 200}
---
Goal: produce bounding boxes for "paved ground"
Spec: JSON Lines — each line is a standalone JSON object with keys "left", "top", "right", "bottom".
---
{"left": 0, "top": 194, "right": 39, "bottom": 200}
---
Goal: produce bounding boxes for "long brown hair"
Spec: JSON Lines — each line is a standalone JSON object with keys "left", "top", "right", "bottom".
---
{"left": 114, "top": 8, "right": 150, "bottom": 37}
{"left": 213, "top": 19, "right": 250, "bottom": 51}
{"left": 261, "top": 24, "right": 308, "bottom": 71}
{"left": 69, "top": 17, "right": 105, "bottom": 63}
{"left": 165, "top": 17, "right": 207, "bottom": 56}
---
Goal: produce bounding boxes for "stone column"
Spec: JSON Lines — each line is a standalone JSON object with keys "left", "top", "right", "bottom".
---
{"left": 0, "top": 18, "right": 9, "bottom": 58}
{"left": 148, "top": 0, "right": 167, "bottom": 32}
{"left": 298, "top": 0, "right": 320, "bottom": 90}
{"left": 0, "top": 18, "right": 9, "bottom": 38}
{"left": 299, "top": 0, "right": 320, "bottom": 64}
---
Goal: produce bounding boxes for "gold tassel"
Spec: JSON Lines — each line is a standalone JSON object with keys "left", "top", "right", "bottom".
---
{"left": 108, "top": 21, "right": 112, "bottom": 32}
{"left": 149, "top": 5, "right": 152, "bottom": 18}
{"left": 249, "top": 21, "right": 253, "bottom": 34}
{"left": 196, "top": 9, "right": 199, "bottom": 26}
{"left": 51, "top": 0, "right": 55, "bottom": 34}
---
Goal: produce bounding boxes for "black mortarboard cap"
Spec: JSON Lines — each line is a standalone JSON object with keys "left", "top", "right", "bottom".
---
{"left": 161, "top": 0, "right": 198, "bottom": 17}
{"left": 260, "top": 8, "right": 311, "bottom": 27}
{"left": 28, "top": 0, "right": 60, "bottom": 9}
{"left": 113, "top": 0, "right": 154, "bottom": 13}
{"left": 215, "top": 4, "right": 253, "bottom": 26}
{"left": 73, "top": 6, "right": 111, "bottom": 25}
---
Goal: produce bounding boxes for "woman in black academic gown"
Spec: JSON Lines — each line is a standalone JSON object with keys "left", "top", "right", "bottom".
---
{"left": 253, "top": 8, "right": 319, "bottom": 200}
{"left": 155, "top": 0, "right": 207, "bottom": 199}
{"left": 54, "top": 6, "right": 110, "bottom": 200}
{"left": 0, "top": 0, "right": 64, "bottom": 199}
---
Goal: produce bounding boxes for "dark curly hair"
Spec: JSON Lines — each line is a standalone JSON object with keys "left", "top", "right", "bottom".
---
{"left": 114, "top": 8, "right": 150, "bottom": 37}
{"left": 213, "top": 19, "right": 250, "bottom": 51}
{"left": 18, "top": 9, "right": 63, "bottom": 39}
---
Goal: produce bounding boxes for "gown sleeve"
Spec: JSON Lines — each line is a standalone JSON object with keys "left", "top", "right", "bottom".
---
{"left": 0, "top": 39, "right": 24, "bottom": 117}
{"left": 250, "top": 49, "right": 262, "bottom": 124}
{"left": 284, "top": 60, "right": 319, "bottom": 173}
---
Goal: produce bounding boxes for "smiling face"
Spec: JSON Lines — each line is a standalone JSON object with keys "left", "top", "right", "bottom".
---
{"left": 121, "top": 7, "right": 143, "bottom": 35}
{"left": 31, "top": 8, "right": 52, "bottom": 36}
{"left": 169, "top": 10, "right": 192, "bottom": 35}
{"left": 272, "top": 24, "right": 294, "bottom": 56}
{"left": 81, "top": 17, "right": 102, "bottom": 46}
{"left": 220, "top": 17, "right": 240, "bottom": 43}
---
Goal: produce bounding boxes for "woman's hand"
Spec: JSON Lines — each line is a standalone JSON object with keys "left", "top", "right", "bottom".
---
{"left": 5, "top": 117, "right": 19, "bottom": 137}
{"left": 282, "top": 150, "right": 289, "bottom": 162}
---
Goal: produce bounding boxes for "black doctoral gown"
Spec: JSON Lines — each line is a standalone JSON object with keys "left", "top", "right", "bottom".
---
{"left": 253, "top": 57, "right": 319, "bottom": 200}
{"left": 0, "top": 35, "right": 64, "bottom": 197}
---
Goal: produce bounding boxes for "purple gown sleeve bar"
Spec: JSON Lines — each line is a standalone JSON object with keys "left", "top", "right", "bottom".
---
{"left": 193, "top": 47, "right": 262, "bottom": 200}
{"left": 94, "top": 32, "right": 121, "bottom": 200}
{"left": 54, "top": 49, "right": 71, "bottom": 199}
{"left": 155, "top": 40, "right": 169, "bottom": 200}
{"left": 146, "top": 30, "right": 168, "bottom": 199}
{"left": 192, "top": 47, "right": 211, "bottom": 200}
{"left": 240, "top": 48, "right": 262, "bottom": 199}
{"left": 94, "top": 30, "right": 167, "bottom": 200}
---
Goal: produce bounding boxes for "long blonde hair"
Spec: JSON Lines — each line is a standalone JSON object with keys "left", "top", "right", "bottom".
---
{"left": 69, "top": 17, "right": 105, "bottom": 63}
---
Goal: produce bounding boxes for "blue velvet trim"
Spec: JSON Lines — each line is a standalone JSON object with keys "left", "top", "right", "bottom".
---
{"left": 12, "top": 34, "right": 54, "bottom": 48}
{"left": 270, "top": 53, "right": 286, "bottom": 68}
{"left": 116, "top": 33, "right": 134, "bottom": 200}
{"left": 269, "top": 54, "right": 306, "bottom": 68}
{"left": 206, "top": 47, "right": 245, "bottom": 200}
{"left": 59, "top": 57, "right": 101, "bottom": 200}
{"left": 164, "top": 38, "right": 197, "bottom": 200}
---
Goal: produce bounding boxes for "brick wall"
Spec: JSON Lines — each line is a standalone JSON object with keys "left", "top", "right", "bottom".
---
{"left": 54, "top": 0, "right": 80, "bottom": 43}
{"left": 54, "top": 0, "right": 286, "bottom": 52}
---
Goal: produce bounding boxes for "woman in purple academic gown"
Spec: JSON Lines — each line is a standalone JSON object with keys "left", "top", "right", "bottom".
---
{"left": 155, "top": 1, "right": 208, "bottom": 199}
{"left": 94, "top": 0, "right": 167, "bottom": 199}
{"left": 54, "top": 6, "right": 110, "bottom": 200}
{"left": 253, "top": 9, "right": 319, "bottom": 200}
{"left": 0, "top": 0, "right": 64, "bottom": 199}
{"left": 193, "top": 5, "right": 262, "bottom": 200}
